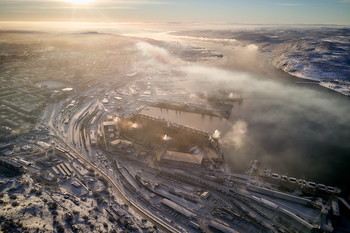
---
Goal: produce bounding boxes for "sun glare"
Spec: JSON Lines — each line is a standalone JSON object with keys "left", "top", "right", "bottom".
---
{"left": 63, "top": 0, "right": 94, "bottom": 4}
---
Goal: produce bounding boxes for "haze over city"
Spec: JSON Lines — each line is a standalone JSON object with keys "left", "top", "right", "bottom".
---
{"left": 0, "top": 0, "right": 350, "bottom": 232}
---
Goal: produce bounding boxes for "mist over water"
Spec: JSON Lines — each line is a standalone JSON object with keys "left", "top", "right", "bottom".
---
{"left": 135, "top": 37, "right": 350, "bottom": 194}
{"left": 185, "top": 64, "right": 350, "bottom": 194}
{"left": 227, "top": 84, "right": 350, "bottom": 193}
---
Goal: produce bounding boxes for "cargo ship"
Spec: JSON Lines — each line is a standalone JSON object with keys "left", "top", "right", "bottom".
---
{"left": 259, "top": 168, "right": 341, "bottom": 194}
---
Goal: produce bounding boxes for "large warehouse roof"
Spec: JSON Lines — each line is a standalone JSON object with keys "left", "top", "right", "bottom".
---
{"left": 162, "top": 150, "right": 203, "bottom": 165}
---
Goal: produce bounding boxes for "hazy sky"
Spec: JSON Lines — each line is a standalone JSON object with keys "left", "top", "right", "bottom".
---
{"left": 0, "top": 0, "right": 349, "bottom": 25}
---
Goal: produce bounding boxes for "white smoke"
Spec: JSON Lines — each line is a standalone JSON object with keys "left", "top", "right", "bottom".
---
{"left": 136, "top": 41, "right": 182, "bottom": 65}
{"left": 162, "top": 134, "right": 172, "bottom": 141}
{"left": 212, "top": 129, "right": 221, "bottom": 139}
{"left": 221, "top": 120, "right": 248, "bottom": 150}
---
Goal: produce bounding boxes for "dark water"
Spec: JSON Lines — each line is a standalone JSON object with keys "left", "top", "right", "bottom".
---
{"left": 141, "top": 83, "right": 350, "bottom": 195}
{"left": 227, "top": 83, "right": 350, "bottom": 195}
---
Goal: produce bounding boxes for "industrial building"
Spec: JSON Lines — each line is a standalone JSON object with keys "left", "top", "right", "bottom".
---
{"left": 101, "top": 120, "right": 119, "bottom": 149}
{"left": 102, "top": 121, "right": 119, "bottom": 138}
{"left": 0, "top": 157, "right": 24, "bottom": 173}
{"left": 110, "top": 139, "right": 133, "bottom": 149}
{"left": 160, "top": 150, "right": 203, "bottom": 167}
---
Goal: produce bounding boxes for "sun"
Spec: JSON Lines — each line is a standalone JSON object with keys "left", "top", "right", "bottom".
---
{"left": 63, "top": 0, "right": 95, "bottom": 4}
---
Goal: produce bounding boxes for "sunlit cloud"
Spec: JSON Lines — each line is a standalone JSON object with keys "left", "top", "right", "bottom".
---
{"left": 276, "top": 3, "right": 304, "bottom": 6}
{"left": 61, "top": 0, "right": 95, "bottom": 4}
{"left": 0, "top": 0, "right": 174, "bottom": 13}
{"left": 16, "top": 5, "right": 135, "bottom": 10}
{"left": 0, "top": 0, "right": 348, "bottom": 24}
{"left": 0, "top": 0, "right": 175, "bottom": 5}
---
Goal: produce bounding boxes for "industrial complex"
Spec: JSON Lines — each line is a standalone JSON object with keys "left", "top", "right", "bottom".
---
{"left": 0, "top": 30, "right": 349, "bottom": 233}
